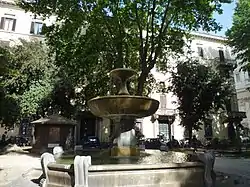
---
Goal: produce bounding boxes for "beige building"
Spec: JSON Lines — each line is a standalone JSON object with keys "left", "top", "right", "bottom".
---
{"left": 141, "top": 32, "right": 240, "bottom": 141}
{"left": 0, "top": 0, "right": 44, "bottom": 46}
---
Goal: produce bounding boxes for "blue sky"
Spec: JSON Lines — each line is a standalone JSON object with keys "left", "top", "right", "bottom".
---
{"left": 211, "top": 1, "right": 237, "bottom": 36}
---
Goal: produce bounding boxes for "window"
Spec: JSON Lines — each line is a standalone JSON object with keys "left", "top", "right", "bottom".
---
{"left": 160, "top": 94, "right": 166, "bottom": 109}
{"left": 219, "top": 50, "right": 225, "bottom": 62}
{"left": 236, "top": 73, "right": 241, "bottom": 82}
{"left": 197, "top": 47, "right": 204, "bottom": 57}
{"left": 30, "top": 22, "right": 43, "bottom": 35}
{"left": 0, "top": 17, "right": 16, "bottom": 31}
{"left": 204, "top": 120, "right": 213, "bottom": 139}
{"left": 159, "top": 122, "right": 169, "bottom": 140}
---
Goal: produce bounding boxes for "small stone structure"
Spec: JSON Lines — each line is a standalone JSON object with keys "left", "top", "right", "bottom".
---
{"left": 31, "top": 115, "right": 76, "bottom": 152}
{"left": 195, "top": 151, "right": 216, "bottom": 187}
{"left": 74, "top": 155, "right": 91, "bottom": 187}
{"left": 40, "top": 152, "right": 207, "bottom": 187}
{"left": 40, "top": 152, "right": 56, "bottom": 187}
{"left": 53, "top": 146, "right": 64, "bottom": 160}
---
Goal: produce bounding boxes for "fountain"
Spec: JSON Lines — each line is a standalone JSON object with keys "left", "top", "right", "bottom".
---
{"left": 40, "top": 68, "right": 213, "bottom": 187}
{"left": 88, "top": 68, "right": 159, "bottom": 156}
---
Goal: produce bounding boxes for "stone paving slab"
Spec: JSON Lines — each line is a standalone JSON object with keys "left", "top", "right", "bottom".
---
{"left": 216, "top": 172, "right": 250, "bottom": 187}
{"left": 0, "top": 169, "right": 41, "bottom": 187}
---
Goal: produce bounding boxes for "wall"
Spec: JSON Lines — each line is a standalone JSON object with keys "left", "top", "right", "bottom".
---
{"left": 0, "top": 1, "right": 54, "bottom": 43}
{"left": 234, "top": 64, "right": 250, "bottom": 131}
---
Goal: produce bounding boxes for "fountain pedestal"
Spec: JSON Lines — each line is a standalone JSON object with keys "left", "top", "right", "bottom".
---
{"left": 111, "top": 118, "right": 139, "bottom": 156}
{"left": 88, "top": 68, "right": 160, "bottom": 157}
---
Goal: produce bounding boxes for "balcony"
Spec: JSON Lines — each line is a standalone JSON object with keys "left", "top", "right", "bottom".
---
{"left": 156, "top": 108, "right": 176, "bottom": 116}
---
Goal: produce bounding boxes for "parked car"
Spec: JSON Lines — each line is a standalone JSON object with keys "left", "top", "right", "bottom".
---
{"left": 80, "top": 136, "right": 101, "bottom": 149}
{"left": 15, "top": 136, "right": 31, "bottom": 146}
{"left": 145, "top": 138, "right": 162, "bottom": 149}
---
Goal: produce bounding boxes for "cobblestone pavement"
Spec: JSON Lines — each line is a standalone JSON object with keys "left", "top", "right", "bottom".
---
{"left": 1, "top": 169, "right": 41, "bottom": 187}
{"left": 0, "top": 153, "right": 40, "bottom": 187}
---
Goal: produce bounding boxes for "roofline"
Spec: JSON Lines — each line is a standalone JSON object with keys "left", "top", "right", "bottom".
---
{"left": 190, "top": 32, "right": 227, "bottom": 42}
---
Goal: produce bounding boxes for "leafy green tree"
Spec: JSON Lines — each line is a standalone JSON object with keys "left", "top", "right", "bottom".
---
{"left": 19, "top": 0, "right": 231, "bottom": 96}
{"left": 0, "top": 40, "right": 56, "bottom": 125}
{"left": 169, "top": 58, "right": 233, "bottom": 142}
{"left": 226, "top": 0, "right": 250, "bottom": 67}
{"left": 0, "top": 40, "right": 79, "bottom": 128}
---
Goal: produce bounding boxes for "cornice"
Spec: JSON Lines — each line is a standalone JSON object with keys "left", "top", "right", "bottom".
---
{"left": 190, "top": 32, "right": 227, "bottom": 43}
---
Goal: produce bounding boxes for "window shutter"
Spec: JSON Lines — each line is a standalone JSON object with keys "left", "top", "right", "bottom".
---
{"left": 12, "top": 19, "right": 16, "bottom": 31}
{"left": 0, "top": 17, "right": 5, "bottom": 29}
{"left": 30, "top": 22, "right": 34, "bottom": 34}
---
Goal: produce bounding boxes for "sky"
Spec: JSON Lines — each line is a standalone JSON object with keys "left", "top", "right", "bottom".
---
{"left": 211, "top": 0, "right": 237, "bottom": 36}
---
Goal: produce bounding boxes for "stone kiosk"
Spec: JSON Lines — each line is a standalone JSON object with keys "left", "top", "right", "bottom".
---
{"left": 31, "top": 115, "right": 76, "bottom": 152}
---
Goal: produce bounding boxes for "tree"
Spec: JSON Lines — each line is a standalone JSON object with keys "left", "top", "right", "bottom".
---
{"left": 0, "top": 39, "right": 78, "bottom": 128}
{"left": 226, "top": 0, "right": 250, "bottom": 68}
{"left": 0, "top": 40, "right": 55, "bottom": 125}
{"left": 19, "top": 0, "right": 231, "bottom": 97}
{"left": 169, "top": 58, "right": 233, "bottom": 142}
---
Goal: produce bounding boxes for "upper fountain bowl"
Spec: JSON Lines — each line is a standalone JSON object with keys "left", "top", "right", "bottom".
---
{"left": 88, "top": 95, "right": 159, "bottom": 118}
{"left": 110, "top": 68, "right": 137, "bottom": 81}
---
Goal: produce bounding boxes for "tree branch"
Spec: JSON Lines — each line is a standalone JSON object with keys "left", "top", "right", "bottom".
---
{"left": 147, "top": 0, "right": 176, "bottom": 71}
{"left": 135, "top": 2, "right": 145, "bottom": 69}
{"left": 142, "top": 0, "right": 155, "bottom": 68}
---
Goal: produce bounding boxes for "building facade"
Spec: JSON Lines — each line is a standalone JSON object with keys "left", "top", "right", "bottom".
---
{"left": 141, "top": 32, "right": 240, "bottom": 141}
{"left": 0, "top": 0, "right": 45, "bottom": 46}
{"left": 234, "top": 64, "right": 250, "bottom": 135}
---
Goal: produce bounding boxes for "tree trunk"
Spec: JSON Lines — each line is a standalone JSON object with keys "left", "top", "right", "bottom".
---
{"left": 136, "top": 72, "right": 148, "bottom": 95}
{"left": 188, "top": 126, "right": 193, "bottom": 147}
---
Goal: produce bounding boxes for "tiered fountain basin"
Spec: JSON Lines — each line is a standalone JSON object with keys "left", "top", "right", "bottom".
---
{"left": 42, "top": 150, "right": 205, "bottom": 187}
{"left": 40, "top": 67, "right": 208, "bottom": 187}
{"left": 88, "top": 95, "right": 159, "bottom": 156}
{"left": 88, "top": 95, "right": 159, "bottom": 118}
{"left": 87, "top": 68, "right": 160, "bottom": 157}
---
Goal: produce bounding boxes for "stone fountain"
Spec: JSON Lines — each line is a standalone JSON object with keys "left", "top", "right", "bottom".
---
{"left": 39, "top": 68, "right": 214, "bottom": 187}
{"left": 88, "top": 68, "right": 159, "bottom": 156}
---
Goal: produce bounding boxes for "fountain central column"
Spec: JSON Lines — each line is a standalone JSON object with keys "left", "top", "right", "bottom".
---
{"left": 111, "top": 117, "right": 139, "bottom": 157}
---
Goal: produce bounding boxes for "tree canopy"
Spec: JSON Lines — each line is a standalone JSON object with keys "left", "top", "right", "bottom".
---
{"left": 0, "top": 40, "right": 77, "bottom": 127}
{"left": 169, "top": 57, "right": 233, "bottom": 141}
{"left": 226, "top": 0, "right": 250, "bottom": 67}
{"left": 19, "top": 0, "right": 231, "bottom": 96}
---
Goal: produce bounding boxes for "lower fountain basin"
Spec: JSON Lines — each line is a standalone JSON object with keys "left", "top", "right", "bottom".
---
{"left": 88, "top": 95, "right": 160, "bottom": 118}
{"left": 43, "top": 150, "right": 205, "bottom": 187}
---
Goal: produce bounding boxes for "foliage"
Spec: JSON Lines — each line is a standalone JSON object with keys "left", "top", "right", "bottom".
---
{"left": 169, "top": 58, "right": 233, "bottom": 141}
{"left": 226, "top": 0, "right": 250, "bottom": 68}
{"left": 19, "top": 0, "right": 231, "bottom": 96}
{"left": 0, "top": 40, "right": 55, "bottom": 125}
{"left": 0, "top": 40, "right": 78, "bottom": 127}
